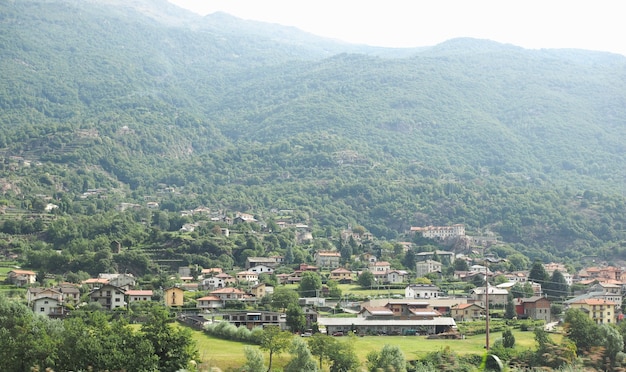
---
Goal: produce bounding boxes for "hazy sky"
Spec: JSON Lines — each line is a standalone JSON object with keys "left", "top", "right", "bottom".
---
{"left": 167, "top": 0, "right": 625, "bottom": 56}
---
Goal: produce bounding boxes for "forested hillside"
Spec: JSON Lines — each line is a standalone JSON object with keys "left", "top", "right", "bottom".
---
{"left": 1, "top": 0, "right": 626, "bottom": 274}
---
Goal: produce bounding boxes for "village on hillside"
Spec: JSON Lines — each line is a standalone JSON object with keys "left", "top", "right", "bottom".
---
{"left": 6, "top": 218, "right": 623, "bottom": 338}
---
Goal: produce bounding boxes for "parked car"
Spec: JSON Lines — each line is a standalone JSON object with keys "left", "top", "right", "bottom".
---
{"left": 332, "top": 331, "right": 344, "bottom": 336}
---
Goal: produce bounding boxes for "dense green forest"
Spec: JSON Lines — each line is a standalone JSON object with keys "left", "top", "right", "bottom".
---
{"left": 1, "top": 0, "right": 626, "bottom": 274}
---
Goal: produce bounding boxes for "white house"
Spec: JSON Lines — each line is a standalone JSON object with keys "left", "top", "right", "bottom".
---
{"left": 249, "top": 264, "right": 275, "bottom": 274}
{"left": 33, "top": 296, "right": 66, "bottom": 317}
{"left": 405, "top": 284, "right": 442, "bottom": 299}
{"left": 236, "top": 271, "right": 259, "bottom": 285}
{"left": 205, "top": 273, "right": 235, "bottom": 289}
{"left": 89, "top": 284, "right": 126, "bottom": 310}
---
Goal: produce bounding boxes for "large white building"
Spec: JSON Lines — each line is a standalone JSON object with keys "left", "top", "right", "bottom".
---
{"left": 410, "top": 224, "right": 465, "bottom": 240}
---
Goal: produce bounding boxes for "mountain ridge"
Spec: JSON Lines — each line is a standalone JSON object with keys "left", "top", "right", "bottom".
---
{"left": 1, "top": 0, "right": 626, "bottom": 267}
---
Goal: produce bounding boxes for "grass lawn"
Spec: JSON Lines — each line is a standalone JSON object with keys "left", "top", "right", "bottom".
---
{"left": 345, "top": 329, "right": 545, "bottom": 361}
{"left": 186, "top": 325, "right": 556, "bottom": 370}
{"left": 281, "top": 283, "right": 405, "bottom": 299}
{"left": 0, "top": 265, "right": 13, "bottom": 280}
{"left": 188, "top": 328, "right": 291, "bottom": 371}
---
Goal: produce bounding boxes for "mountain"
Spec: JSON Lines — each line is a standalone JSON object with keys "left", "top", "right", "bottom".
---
{"left": 1, "top": 0, "right": 626, "bottom": 270}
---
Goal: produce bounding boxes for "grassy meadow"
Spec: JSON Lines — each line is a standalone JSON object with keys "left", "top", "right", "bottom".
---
{"left": 188, "top": 326, "right": 558, "bottom": 371}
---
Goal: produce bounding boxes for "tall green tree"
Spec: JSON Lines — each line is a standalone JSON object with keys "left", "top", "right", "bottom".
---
{"left": 241, "top": 346, "right": 266, "bottom": 372}
{"left": 528, "top": 260, "right": 548, "bottom": 285}
{"left": 141, "top": 305, "right": 198, "bottom": 372}
{"left": 564, "top": 308, "right": 599, "bottom": 354}
{"left": 544, "top": 270, "right": 569, "bottom": 300}
{"left": 271, "top": 286, "right": 299, "bottom": 310}
{"left": 259, "top": 325, "right": 292, "bottom": 372}
{"left": 328, "top": 335, "right": 360, "bottom": 372}
{"left": 327, "top": 279, "right": 342, "bottom": 298}
{"left": 286, "top": 303, "right": 306, "bottom": 333}
{"left": 284, "top": 337, "right": 319, "bottom": 372}
{"left": 366, "top": 344, "right": 407, "bottom": 372}
{"left": 308, "top": 333, "right": 337, "bottom": 370}
{"left": 502, "top": 327, "right": 516, "bottom": 348}
{"left": 505, "top": 293, "right": 516, "bottom": 319}
{"left": 598, "top": 324, "right": 624, "bottom": 370}
{"left": 357, "top": 270, "right": 375, "bottom": 289}
{"left": 299, "top": 271, "right": 322, "bottom": 297}
{"left": 402, "top": 249, "right": 416, "bottom": 270}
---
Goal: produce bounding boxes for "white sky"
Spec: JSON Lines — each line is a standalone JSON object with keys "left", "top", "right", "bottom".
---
{"left": 167, "top": 0, "right": 626, "bottom": 56}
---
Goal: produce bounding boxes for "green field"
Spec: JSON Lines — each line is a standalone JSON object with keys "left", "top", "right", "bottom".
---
{"left": 188, "top": 326, "right": 557, "bottom": 370}
{"left": 337, "top": 284, "right": 406, "bottom": 298}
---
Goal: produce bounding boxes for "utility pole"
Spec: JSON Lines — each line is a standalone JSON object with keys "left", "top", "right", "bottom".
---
{"left": 483, "top": 257, "right": 506, "bottom": 351}
{"left": 485, "top": 267, "right": 490, "bottom": 351}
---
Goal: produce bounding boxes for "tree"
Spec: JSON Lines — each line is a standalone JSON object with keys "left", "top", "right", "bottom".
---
{"left": 522, "top": 282, "right": 535, "bottom": 297}
{"left": 507, "top": 252, "right": 530, "bottom": 271}
{"left": 328, "top": 335, "right": 360, "bottom": 372}
{"left": 454, "top": 258, "right": 469, "bottom": 272}
{"left": 141, "top": 306, "right": 198, "bottom": 372}
{"left": 299, "top": 271, "right": 322, "bottom": 297}
{"left": 259, "top": 325, "right": 292, "bottom": 372}
{"left": 0, "top": 296, "right": 63, "bottom": 371}
{"left": 533, "top": 327, "right": 577, "bottom": 369}
{"left": 357, "top": 270, "right": 375, "bottom": 289}
{"left": 545, "top": 270, "right": 569, "bottom": 300}
{"left": 471, "top": 273, "right": 485, "bottom": 288}
{"left": 284, "top": 337, "right": 319, "bottom": 372}
{"left": 366, "top": 344, "right": 407, "bottom": 372}
{"left": 241, "top": 346, "right": 266, "bottom": 372}
{"left": 502, "top": 327, "right": 516, "bottom": 348}
{"left": 510, "top": 282, "right": 525, "bottom": 299}
{"left": 598, "top": 324, "right": 624, "bottom": 369}
{"left": 271, "top": 286, "right": 299, "bottom": 310}
{"left": 308, "top": 333, "right": 337, "bottom": 370}
{"left": 564, "top": 308, "right": 599, "bottom": 353}
{"left": 402, "top": 249, "right": 416, "bottom": 270}
{"left": 286, "top": 303, "right": 306, "bottom": 333}
{"left": 528, "top": 260, "right": 548, "bottom": 285}
{"left": 285, "top": 246, "right": 295, "bottom": 264}
{"left": 327, "top": 279, "right": 342, "bottom": 298}
{"left": 505, "top": 293, "right": 516, "bottom": 319}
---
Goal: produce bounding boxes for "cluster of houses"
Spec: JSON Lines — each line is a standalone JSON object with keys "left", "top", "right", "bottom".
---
{"left": 6, "top": 239, "right": 626, "bottom": 330}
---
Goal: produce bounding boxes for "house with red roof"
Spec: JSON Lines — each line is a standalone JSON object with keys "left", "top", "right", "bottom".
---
{"left": 568, "top": 298, "right": 617, "bottom": 324}
{"left": 210, "top": 287, "right": 246, "bottom": 302}
{"left": 7, "top": 269, "right": 36, "bottom": 286}
{"left": 196, "top": 295, "right": 223, "bottom": 310}
{"left": 126, "top": 289, "right": 153, "bottom": 303}
{"left": 450, "top": 303, "right": 484, "bottom": 321}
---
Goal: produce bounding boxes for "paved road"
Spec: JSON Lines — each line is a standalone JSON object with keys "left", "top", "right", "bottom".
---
{"left": 544, "top": 321, "right": 559, "bottom": 331}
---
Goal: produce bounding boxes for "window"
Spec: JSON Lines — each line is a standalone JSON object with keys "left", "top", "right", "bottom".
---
{"left": 115, "top": 298, "right": 120, "bottom": 302}
{"left": 40, "top": 307, "right": 45, "bottom": 312}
